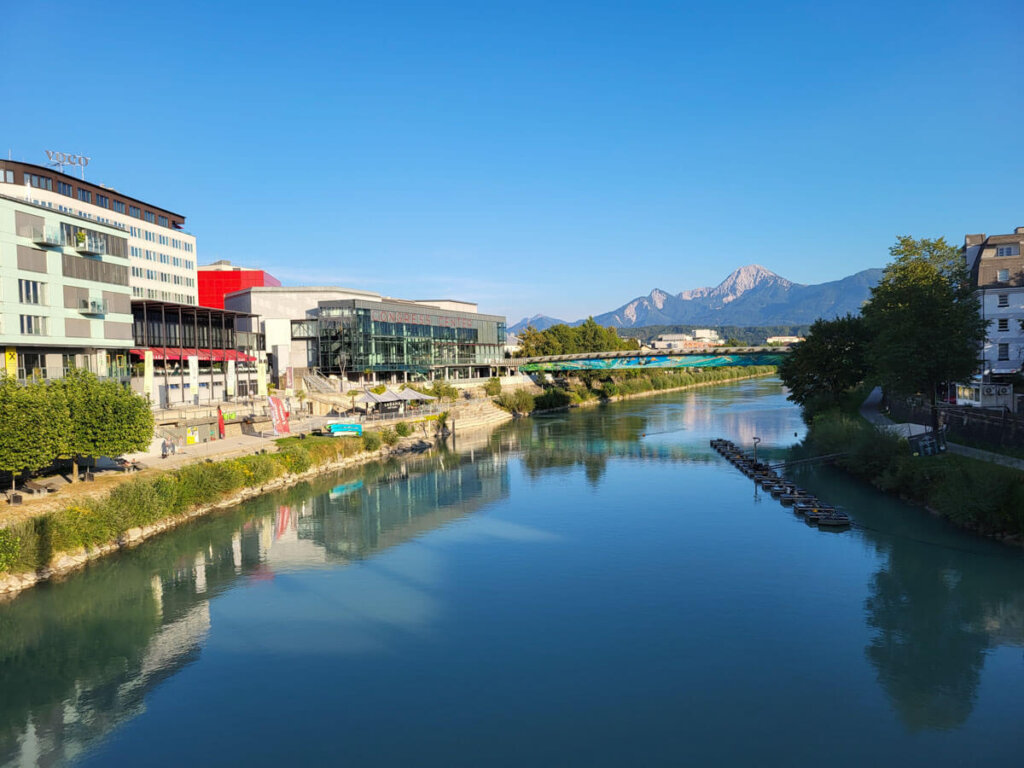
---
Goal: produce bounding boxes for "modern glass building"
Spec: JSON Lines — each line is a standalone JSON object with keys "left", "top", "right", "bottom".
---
{"left": 313, "top": 299, "right": 507, "bottom": 382}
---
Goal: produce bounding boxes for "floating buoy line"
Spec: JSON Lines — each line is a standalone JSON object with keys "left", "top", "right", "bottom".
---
{"left": 710, "top": 439, "right": 851, "bottom": 529}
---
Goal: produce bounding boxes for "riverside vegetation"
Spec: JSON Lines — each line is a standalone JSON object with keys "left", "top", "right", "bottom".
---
{"left": 0, "top": 434, "right": 385, "bottom": 578}
{"left": 495, "top": 366, "right": 777, "bottom": 415}
{"left": 780, "top": 236, "right": 1022, "bottom": 541}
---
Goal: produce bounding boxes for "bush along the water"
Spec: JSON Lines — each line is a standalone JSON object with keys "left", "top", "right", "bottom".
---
{"left": 800, "top": 410, "right": 1024, "bottom": 539}
{"left": 0, "top": 433, "right": 383, "bottom": 576}
{"left": 494, "top": 366, "right": 775, "bottom": 415}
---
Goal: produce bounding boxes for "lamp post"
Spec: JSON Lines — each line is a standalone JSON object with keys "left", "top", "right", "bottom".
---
{"left": 753, "top": 436, "right": 761, "bottom": 465}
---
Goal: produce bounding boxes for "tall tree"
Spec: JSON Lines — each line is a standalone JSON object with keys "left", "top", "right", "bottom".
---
{"left": 778, "top": 314, "right": 870, "bottom": 412}
{"left": 0, "top": 377, "right": 68, "bottom": 490}
{"left": 53, "top": 371, "right": 154, "bottom": 482}
{"left": 518, "top": 318, "right": 637, "bottom": 357}
{"left": 861, "top": 236, "right": 986, "bottom": 431}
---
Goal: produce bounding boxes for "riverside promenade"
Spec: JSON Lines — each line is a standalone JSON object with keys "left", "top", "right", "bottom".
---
{"left": 859, "top": 387, "right": 1024, "bottom": 472}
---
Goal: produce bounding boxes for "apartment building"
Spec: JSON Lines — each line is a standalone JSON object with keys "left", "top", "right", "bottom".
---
{"left": 962, "top": 227, "right": 1024, "bottom": 408}
{"left": 0, "top": 159, "right": 197, "bottom": 305}
{"left": 0, "top": 194, "right": 133, "bottom": 380}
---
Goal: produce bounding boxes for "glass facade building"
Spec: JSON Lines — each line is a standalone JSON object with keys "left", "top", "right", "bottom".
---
{"left": 313, "top": 299, "right": 506, "bottom": 381}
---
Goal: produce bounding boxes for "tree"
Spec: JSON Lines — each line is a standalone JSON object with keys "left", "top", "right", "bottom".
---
{"left": 518, "top": 318, "right": 637, "bottom": 357}
{"left": 778, "top": 314, "right": 870, "bottom": 412}
{"left": 862, "top": 236, "right": 987, "bottom": 432}
{"left": 53, "top": 371, "right": 154, "bottom": 482}
{"left": 0, "top": 377, "right": 68, "bottom": 490}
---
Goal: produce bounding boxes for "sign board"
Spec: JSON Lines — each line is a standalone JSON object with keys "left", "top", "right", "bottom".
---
{"left": 267, "top": 395, "right": 290, "bottom": 435}
{"left": 45, "top": 150, "right": 90, "bottom": 169}
{"left": 5, "top": 348, "right": 17, "bottom": 378}
{"left": 326, "top": 423, "right": 363, "bottom": 437}
{"left": 186, "top": 426, "right": 199, "bottom": 445}
{"left": 226, "top": 360, "right": 236, "bottom": 397}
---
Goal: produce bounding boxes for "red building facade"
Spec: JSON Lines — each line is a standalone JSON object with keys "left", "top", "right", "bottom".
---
{"left": 198, "top": 261, "right": 281, "bottom": 309}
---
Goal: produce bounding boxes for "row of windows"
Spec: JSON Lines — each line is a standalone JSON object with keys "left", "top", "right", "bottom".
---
{"left": 46, "top": 173, "right": 177, "bottom": 227}
{"left": 128, "top": 246, "right": 195, "bottom": 272}
{"left": 131, "top": 286, "right": 196, "bottom": 303}
{"left": 996, "top": 245, "right": 1020, "bottom": 257}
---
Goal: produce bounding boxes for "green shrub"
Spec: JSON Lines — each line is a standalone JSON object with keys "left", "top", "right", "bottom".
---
{"left": 0, "top": 528, "right": 20, "bottom": 573}
{"left": 495, "top": 389, "right": 535, "bottom": 414}
{"left": 484, "top": 377, "right": 502, "bottom": 396}
{"left": 534, "top": 388, "right": 571, "bottom": 410}
{"left": 395, "top": 421, "right": 412, "bottom": 437}
{"left": 363, "top": 431, "right": 382, "bottom": 451}
{"left": 380, "top": 427, "right": 399, "bottom": 446}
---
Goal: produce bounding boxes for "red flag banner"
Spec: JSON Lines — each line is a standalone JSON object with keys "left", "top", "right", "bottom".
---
{"left": 268, "top": 395, "right": 290, "bottom": 435}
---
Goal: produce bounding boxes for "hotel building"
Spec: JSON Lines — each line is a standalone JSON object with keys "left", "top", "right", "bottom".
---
{"left": 0, "top": 159, "right": 197, "bottom": 305}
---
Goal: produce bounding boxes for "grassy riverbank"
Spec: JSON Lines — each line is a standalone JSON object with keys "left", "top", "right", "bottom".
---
{"left": 0, "top": 434, "right": 387, "bottom": 580}
{"left": 799, "top": 409, "right": 1024, "bottom": 540}
{"left": 495, "top": 366, "right": 777, "bottom": 414}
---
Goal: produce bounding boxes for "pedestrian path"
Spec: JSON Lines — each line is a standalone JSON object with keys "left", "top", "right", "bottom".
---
{"left": 860, "top": 387, "right": 1024, "bottom": 472}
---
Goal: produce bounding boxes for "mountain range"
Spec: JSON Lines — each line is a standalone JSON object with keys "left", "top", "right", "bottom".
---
{"left": 508, "top": 265, "right": 883, "bottom": 333}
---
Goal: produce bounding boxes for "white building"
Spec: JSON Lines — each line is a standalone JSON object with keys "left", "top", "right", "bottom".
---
{"left": 0, "top": 159, "right": 198, "bottom": 305}
{"left": 962, "top": 227, "right": 1024, "bottom": 409}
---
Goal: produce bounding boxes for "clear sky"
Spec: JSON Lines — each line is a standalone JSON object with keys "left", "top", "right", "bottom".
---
{"left": 4, "top": 1, "right": 1022, "bottom": 323}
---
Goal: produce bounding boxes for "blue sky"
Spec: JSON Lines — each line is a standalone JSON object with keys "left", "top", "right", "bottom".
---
{"left": 4, "top": 1, "right": 1022, "bottom": 323}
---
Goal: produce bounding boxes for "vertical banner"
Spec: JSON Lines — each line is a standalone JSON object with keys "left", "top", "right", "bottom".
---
{"left": 256, "top": 361, "right": 268, "bottom": 397}
{"left": 285, "top": 366, "right": 294, "bottom": 392}
{"left": 5, "top": 348, "right": 17, "bottom": 378}
{"left": 187, "top": 355, "right": 199, "bottom": 405}
{"left": 267, "top": 395, "right": 291, "bottom": 435}
{"left": 143, "top": 350, "right": 154, "bottom": 400}
{"left": 226, "top": 359, "right": 237, "bottom": 397}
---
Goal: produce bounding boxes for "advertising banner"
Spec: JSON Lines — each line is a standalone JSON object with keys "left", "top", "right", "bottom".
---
{"left": 226, "top": 360, "right": 236, "bottom": 397}
{"left": 256, "top": 362, "right": 268, "bottom": 397}
{"left": 5, "top": 348, "right": 17, "bottom": 377}
{"left": 143, "top": 351, "right": 154, "bottom": 400}
{"left": 268, "top": 395, "right": 290, "bottom": 435}
{"left": 187, "top": 355, "right": 199, "bottom": 405}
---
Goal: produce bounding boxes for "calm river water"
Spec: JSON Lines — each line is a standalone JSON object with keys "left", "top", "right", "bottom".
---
{"left": 2, "top": 378, "right": 1023, "bottom": 766}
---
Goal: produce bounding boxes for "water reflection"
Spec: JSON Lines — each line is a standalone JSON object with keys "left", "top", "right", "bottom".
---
{"left": 0, "top": 450, "right": 509, "bottom": 768}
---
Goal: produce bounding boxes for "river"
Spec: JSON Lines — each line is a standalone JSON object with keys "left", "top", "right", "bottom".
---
{"left": 1, "top": 378, "right": 1023, "bottom": 766}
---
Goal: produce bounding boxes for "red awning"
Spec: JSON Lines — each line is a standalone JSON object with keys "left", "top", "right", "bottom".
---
{"left": 130, "top": 347, "right": 255, "bottom": 363}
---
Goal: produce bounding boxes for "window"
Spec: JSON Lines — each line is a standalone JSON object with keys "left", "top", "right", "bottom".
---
{"left": 997, "top": 245, "right": 1020, "bottom": 257}
{"left": 998, "top": 343, "right": 1010, "bottom": 361}
{"left": 26, "top": 173, "right": 53, "bottom": 190}
{"left": 144, "top": 211, "right": 155, "bottom": 223}
{"left": 18, "top": 280, "right": 43, "bottom": 305}
{"left": 129, "top": 205, "right": 141, "bottom": 218}
{"left": 998, "top": 294, "right": 1009, "bottom": 308}
{"left": 997, "top": 269, "right": 1010, "bottom": 283}
{"left": 19, "top": 315, "right": 47, "bottom": 335}
{"left": 998, "top": 318, "right": 1009, "bottom": 332}
{"left": 3, "top": 170, "right": 13, "bottom": 183}
{"left": 113, "top": 200, "right": 126, "bottom": 214}
{"left": 58, "top": 181, "right": 73, "bottom": 196}
{"left": 76, "top": 188, "right": 91, "bottom": 203}
{"left": 96, "top": 194, "right": 109, "bottom": 209}
{"left": 158, "top": 215, "right": 168, "bottom": 227}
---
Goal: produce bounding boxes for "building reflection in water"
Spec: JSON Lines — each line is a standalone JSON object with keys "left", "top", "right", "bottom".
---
{"left": 0, "top": 448, "right": 510, "bottom": 768}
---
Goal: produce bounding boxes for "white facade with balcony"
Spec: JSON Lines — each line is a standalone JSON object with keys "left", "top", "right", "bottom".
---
{"left": 0, "top": 194, "right": 134, "bottom": 380}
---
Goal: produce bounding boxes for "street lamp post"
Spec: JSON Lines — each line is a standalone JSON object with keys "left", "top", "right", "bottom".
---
{"left": 753, "top": 436, "right": 761, "bottom": 465}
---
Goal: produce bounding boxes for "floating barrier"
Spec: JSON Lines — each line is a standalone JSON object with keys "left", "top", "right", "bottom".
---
{"left": 710, "top": 438, "right": 851, "bottom": 530}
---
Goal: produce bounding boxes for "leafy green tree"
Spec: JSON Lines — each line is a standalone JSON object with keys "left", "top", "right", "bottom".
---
{"left": 862, "top": 236, "right": 987, "bottom": 431}
{"left": 778, "top": 314, "right": 870, "bottom": 413}
{"left": 0, "top": 377, "right": 68, "bottom": 490}
{"left": 53, "top": 371, "right": 154, "bottom": 482}
{"left": 519, "top": 318, "right": 637, "bottom": 357}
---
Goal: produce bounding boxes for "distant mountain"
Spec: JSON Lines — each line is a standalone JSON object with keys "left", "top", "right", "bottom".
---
{"left": 589, "top": 265, "right": 882, "bottom": 327}
{"left": 508, "top": 314, "right": 569, "bottom": 334}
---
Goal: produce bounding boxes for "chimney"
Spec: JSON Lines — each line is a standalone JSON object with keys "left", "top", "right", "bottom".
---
{"left": 1015, "top": 227, "right": 1024, "bottom": 235}
{"left": 964, "top": 234, "right": 986, "bottom": 246}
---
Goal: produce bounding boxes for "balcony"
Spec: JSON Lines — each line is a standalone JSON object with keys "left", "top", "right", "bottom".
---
{"left": 31, "top": 227, "right": 63, "bottom": 248}
{"left": 79, "top": 298, "right": 109, "bottom": 315}
{"left": 74, "top": 235, "right": 107, "bottom": 256}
